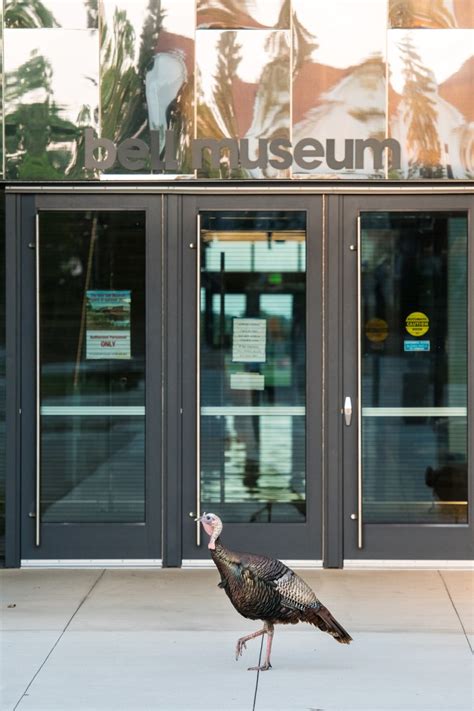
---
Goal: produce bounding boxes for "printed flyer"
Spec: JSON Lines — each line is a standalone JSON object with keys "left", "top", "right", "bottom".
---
{"left": 86, "top": 290, "right": 131, "bottom": 359}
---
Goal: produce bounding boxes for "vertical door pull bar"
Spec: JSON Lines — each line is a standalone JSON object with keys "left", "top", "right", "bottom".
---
{"left": 35, "top": 213, "right": 41, "bottom": 547}
{"left": 195, "top": 213, "right": 201, "bottom": 546}
{"left": 356, "top": 215, "right": 363, "bottom": 549}
{"left": 343, "top": 396, "right": 352, "bottom": 426}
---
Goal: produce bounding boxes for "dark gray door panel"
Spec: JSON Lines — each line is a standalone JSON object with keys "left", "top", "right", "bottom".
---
{"left": 181, "top": 195, "right": 323, "bottom": 561}
{"left": 342, "top": 194, "right": 473, "bottom": 560}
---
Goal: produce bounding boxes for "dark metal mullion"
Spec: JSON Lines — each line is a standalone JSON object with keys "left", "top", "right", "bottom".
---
{"left": 5, "top": 194, "right": 24, "bottom": 567}
{"left": 323, "top": 195, "right": 344, "bottom": 568}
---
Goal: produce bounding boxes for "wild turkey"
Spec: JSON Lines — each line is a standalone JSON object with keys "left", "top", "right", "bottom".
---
{"left": 197, "top": 512, "right": 352, "bottom": 671}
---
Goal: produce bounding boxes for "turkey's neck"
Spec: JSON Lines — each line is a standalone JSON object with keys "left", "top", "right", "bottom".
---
{"left": 211, "top": 538, "right": 240, "bottom": 572}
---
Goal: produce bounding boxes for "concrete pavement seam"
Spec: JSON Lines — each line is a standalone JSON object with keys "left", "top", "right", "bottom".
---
{"left": 12, "top": 569, "right": 106, "bottom": 710}
{"left": 251, "top": 634, "right": 264, "bottom": 711}
{"left": 438, "top": 570, "right": 473, "bottom": 654}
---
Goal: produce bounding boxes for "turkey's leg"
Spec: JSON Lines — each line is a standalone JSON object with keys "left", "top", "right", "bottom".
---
{"left": 248, "top": 622, "right": 274, "bottom": 672}
{"left": 235, "top": 627, "right": 265, "bottom": 660}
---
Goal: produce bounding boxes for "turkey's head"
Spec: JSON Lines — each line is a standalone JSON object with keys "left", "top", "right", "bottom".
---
{"left": 197, "top": 512, "right": 223, "bottom": 550}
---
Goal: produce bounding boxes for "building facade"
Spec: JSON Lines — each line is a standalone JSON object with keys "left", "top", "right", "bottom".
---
{"left": 0, "top": 0, "right": 473, "bottom": 567}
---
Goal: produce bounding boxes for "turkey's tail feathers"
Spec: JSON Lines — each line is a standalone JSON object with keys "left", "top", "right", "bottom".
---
{"left": 305, "top": 604, "right": 353, "bottom": 644}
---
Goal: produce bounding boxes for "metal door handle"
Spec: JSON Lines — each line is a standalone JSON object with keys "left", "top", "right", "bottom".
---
{"left": 343, "top": 396, "right": 352, "bottom": 426}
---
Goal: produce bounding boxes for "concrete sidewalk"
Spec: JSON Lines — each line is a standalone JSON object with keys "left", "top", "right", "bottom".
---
{"left": 1, "top": 568, "right": 473, "bottom": 711}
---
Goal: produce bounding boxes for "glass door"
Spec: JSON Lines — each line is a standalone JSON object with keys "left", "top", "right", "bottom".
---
{"left": 182, "top": 196, "right": 322, "bottom": 560}
{"left": 21, "top": 196, "right": 161, "bottom": 561}
{"left": 343, "top": 195, "right": 473, "bottom": 561}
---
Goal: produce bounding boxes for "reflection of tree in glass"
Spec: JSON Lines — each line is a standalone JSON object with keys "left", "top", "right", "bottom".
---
{"left": 398, "top": 34, "right": 443, "bottom": 177}
{"left": 5, "top": 0, "right": 59, "bottom": 28}
{"left": 213, "top": 31, "right": 242, "bottom": 138}
{"left": 5, "top": 51, "right": 95, "bottom": 180}
{"left": 85, "top": 0, "right": 99, "bottom": 28}
{"left": 198, "top": 0, "right": 290, "bottom": 29}
{"left": 101, "top": 10, "right": 143, "bottom": 144}
{"left": 389, "top": 0, "right": 456, "bottom": 28}
{"left": 292, "top": 8, "right": 318, "bottom": 79}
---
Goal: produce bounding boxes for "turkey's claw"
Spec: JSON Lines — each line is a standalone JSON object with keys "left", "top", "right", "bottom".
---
{"left": 248, "top": 663, "right": 272, "bottom": 672}
{"left": 235, "top": 638, "right": 247, "bottom": 660}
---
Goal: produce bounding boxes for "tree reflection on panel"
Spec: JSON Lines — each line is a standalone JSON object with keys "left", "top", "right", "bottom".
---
{"left": 197, "top": 0, "right": 290, "bottom": 29}
{"left": 5, "top": 0, "right": 98, "bottom": 28}
{"left": 389, "top": 29, "right": 474, "bottom": 178}
{"left": 196, "top": 27, "right": 290, "bottom": 178}
{"left": 5, "top": 30, "right": 99, "bottom": 180}
{"left": 100, "top": 0, "right": 194, "bottom": 175}
{"left": 388, "top": 0, "right": 473, "bottom": 28}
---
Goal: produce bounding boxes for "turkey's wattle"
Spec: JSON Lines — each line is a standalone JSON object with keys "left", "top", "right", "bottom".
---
{"left": 198, "top": 512, "right": 353, "bottom": 671}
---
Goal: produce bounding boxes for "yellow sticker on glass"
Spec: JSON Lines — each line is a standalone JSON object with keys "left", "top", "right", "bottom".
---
{"left": 406, "top": 312, "right": 429, "bottom": 337}
{"left": 365, "top": 318, "right": 389, "bottom": 342}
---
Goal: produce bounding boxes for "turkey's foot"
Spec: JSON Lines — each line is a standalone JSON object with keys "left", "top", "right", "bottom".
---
{"left": 235, "top": 639, "right": 247, "bottom": 660}
{"left": 248, "top": 663, "right": 272, "bottom": 672}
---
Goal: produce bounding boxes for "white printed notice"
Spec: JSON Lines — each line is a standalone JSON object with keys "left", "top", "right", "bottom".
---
{"left": 86, "top": 290, "right": 131, "bottom": 359}
{"left": 232, "top": 318, "right": 266, "bottom": 363}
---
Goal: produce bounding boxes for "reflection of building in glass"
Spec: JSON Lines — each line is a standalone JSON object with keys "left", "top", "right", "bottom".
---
{"left": 293, "top": 56, "right": 386, "bottom": 177}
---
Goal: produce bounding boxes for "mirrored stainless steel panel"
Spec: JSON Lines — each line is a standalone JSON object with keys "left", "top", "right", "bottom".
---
{"left": 101, "top": 0, "right": 195, "bottom": 176}
{"left": 5, "top": 0, "right": 98, "bottom": 28}
{"left": 4, "top": 29, "right": 99, "bottom": 180}
{"left": 292, "top": 0, "right": 387, "bottom": 178}
{"left": 197, "top": 0, "right": 290, "bottom": 29}
{"left": 360, "top": 211, "right": 468, "bottom": 524}
{"left": 388, "top": 29, "right": 474, "bottom": 178}
{"left": 389, "top": 0, "right": 474, "bottom": 28}
{"left": 196, "top": 29, "right": 290, "bottom": 178}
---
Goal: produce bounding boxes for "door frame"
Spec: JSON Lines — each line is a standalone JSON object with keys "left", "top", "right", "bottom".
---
{"left": 341, "top": 194, "right": 474, "bottom": 561}
{"left": 179, "top": 194, "right": 324, "bottom": 562}
{"left": 18, "top": 193, "right": 163, "bottom": 562}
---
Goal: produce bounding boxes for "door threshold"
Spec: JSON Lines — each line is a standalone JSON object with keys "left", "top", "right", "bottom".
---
{"left": 182, "top": 559, "right": 323, "bottom": 569}
{"left": 344, "top": 559, "right": 473, "bottom": 570}
{"left": 21, "top": 559, "right": 163, "bottom": 568}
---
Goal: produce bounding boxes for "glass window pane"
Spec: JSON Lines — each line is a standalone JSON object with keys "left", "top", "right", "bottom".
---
{"left": 361, "top": 211, "right": 468, "bottom": 524}
{"left": 200, "top": 210, "right": 306, "bottom": 522}
{"left": 39, "top": 211, "right": 146, "bottom": 523}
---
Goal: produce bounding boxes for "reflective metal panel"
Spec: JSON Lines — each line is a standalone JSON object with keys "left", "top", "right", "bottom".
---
{"left": 197, "top": 0, "right": 290, "bottom": 29}
{"left": 5, "top": 0, "right": 98, "bottom": 28}
{"left": 100, "top": 0, "right": 195, "bottom": 176}
{"left": 292, "top": 0, "right": 387, "bottom": 178}
{"left": 4, "top": 29, "right": 99, "bottom": 180}
{"left": 199, "top": 211, "right": 306, "bottom": 522}
{"left": 196, "top": 30, "right": 290, "bottom": 178}
{"left": 389, "top": 0, "right": 474, "bottom": 28}
{"left": 388, "top": 29, "right": 474, "bottom": 178}
{"left": 360, "top": 212, "right": 468, "bottom": 524}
